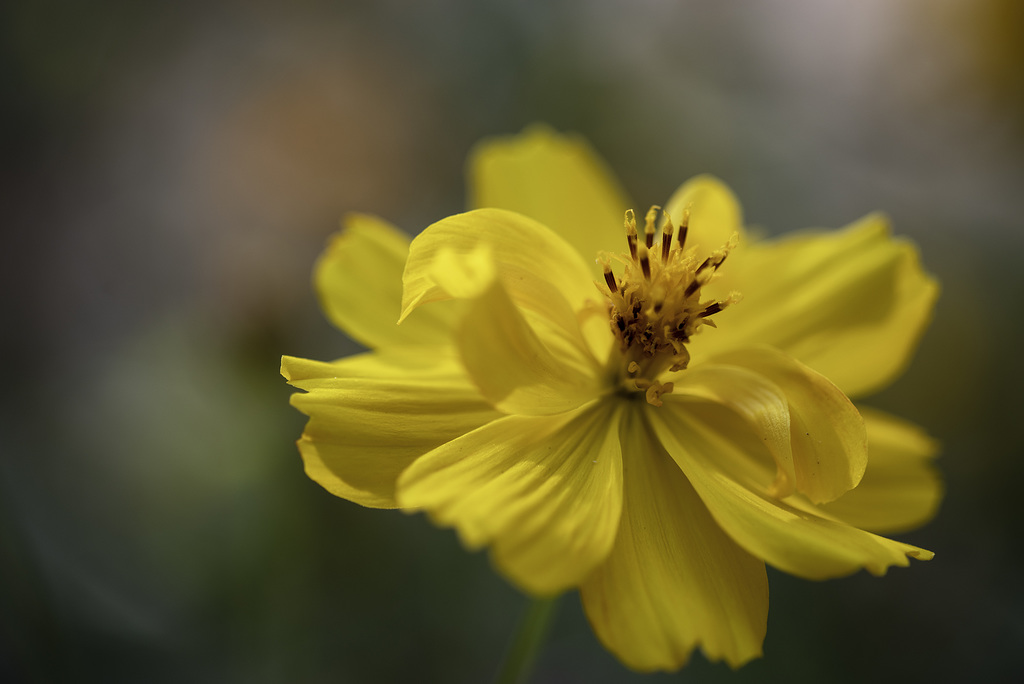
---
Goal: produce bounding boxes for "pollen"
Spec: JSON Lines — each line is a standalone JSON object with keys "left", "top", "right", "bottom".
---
{"left": 598, "top": 206, "right": 740, "bottom": 404}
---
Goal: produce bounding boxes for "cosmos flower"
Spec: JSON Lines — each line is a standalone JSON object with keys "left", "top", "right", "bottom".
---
{"left": 282, "top": 126, "right": 941, "bottom": 671}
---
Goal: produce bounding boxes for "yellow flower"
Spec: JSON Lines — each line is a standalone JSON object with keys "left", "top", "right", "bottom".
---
{"left": 282, "top": 126, "right": 942, "bottom": 671}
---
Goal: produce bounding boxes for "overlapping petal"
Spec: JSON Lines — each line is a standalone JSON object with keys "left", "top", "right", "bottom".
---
{"left": 673, "top": 364, "right": 797, "bottom": 498}
{"left": 401, "top": 207, "right": 602, "bottom": 414}
{"left": 698, "top": 214, "right": 938, "bottom": 397}
{"left": 581, "top": 405, "right": 768, "bottom": 671}
{"left": 467, "top": 124, "right": 633, "bottom": 260}
{"left": 821, "top": 407, "right": 942, "bottom": 533}
{"left": 285, "top": 125, "right": 941, "bottom": 675}
{"left": 650, "top": 401, "right": 932, "bottom": 580}
{"left": 455, "top": 278, "right": 601, "bottom": 415}
{"left": 397, "top": 400, "right": 624, "bottom": 596}
{"left": 314, "top": 213, "right": 458, "bottom": 348}
{"left": 703, "top": 346, "right": 867, "bottom": 504}
{"left": 283, "top": 351, "right": 501, "bottom": 509}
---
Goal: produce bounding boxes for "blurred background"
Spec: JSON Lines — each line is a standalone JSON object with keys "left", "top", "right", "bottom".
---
{"left": 2, "top": 0, "right": 1022, "bottom": 682}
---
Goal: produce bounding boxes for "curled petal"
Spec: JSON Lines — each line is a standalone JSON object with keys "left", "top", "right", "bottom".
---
{"left": 401, "top": 208, "right": 603, "bottom": 414}
{"left": 282, "top": 351, "right": 500, "bottom": 508}
{"left": 673, "top": 364, "right": 796, "bottom": 498}
{"left": 401, "top": 208, "right": 598, "bottom": 351}
{"left": 706, "top": 346, "right": 867, "bottom": 504}
{"left": 650, "top": 401, "right": 933, "bottom": 580}
{"left": 397, "top": 400, "right": 624, "bottom": 596}
{"left": 581, "top": 405, "right": 768, "bottom": 671}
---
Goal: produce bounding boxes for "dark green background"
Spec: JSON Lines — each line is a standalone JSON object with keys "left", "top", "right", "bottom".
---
{"left": 2, "top": 1, "right": 1022, "bottom": 682}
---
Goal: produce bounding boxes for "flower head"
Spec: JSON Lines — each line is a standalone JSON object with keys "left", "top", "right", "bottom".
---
{"left": 283, "top": 126, "right": 941, "bottom": 671}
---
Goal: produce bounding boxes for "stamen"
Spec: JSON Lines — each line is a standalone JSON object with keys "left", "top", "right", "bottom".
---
{"left": 697, "top": 301, "right": 724, "bottom": 318}
{"left": 637, "top": 244, "right": 651, "bottom": 280}
{"left": 661, "top": 216, "right": 674, "bottom": 262}
{"left": 601, "top": 260, "right": 618, "bottom": 292}
{"left": 602, "top": 217, "right": 738, "bottom": 406}
{"left": 678, "top": 206, "right": 690, "bottom": 251}
{"left": 643, "top": 206, "right": 659, "bottom": 249}
{"left": 624, "top": 210, "right": 638, "bottom": 261}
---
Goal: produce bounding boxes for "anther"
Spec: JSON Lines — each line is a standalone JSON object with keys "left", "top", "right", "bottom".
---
{"left": 678, "top": 206, "right": 690, "bottom": 251}
{"left": 624, "top": 210, "right": 638, "bottom": 261}
{"left": 601, "top": 261, "right": 618, "bottom": 292}
{"left": 684, "top": 277, "right": 702, "bottom": 298}
{"left": 697, "top": 301, "right": 724, "bottom": 318}
{"left": 644, "top": 206, "right": 659, "bottom": 249}
{"left": 661, "top": 217, "right": 674, "bottom": 262}
{"left": 637, "top": 244, "right": 651, "bottom": 280}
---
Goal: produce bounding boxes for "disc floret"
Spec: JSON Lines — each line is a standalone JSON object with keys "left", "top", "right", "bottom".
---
{"left": 599, "top": 206, "right": 739, "bottom": 405}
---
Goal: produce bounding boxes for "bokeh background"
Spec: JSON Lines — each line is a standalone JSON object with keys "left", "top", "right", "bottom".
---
{"left": 2, "top": 1, "right": 1022, "bottom": 682}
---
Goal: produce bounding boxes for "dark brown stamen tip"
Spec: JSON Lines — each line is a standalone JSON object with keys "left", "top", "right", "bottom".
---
{"left": 678, "top": 207, "right": 690, "bottom": 250}
{"left": 698, "top": 302, "right": 724, "bottom": 318}
{"left": 644, "top": 206, "right": 658, "bottom": 249}
{"left": 603, "top": 266, "right": 617, "bottom": 292}
{"left": 661, "top": 231, "right": 672, "bottom": 262}
{"left": 638, "top": 245, "right": 651, "bottom": 279}
{"left": 627, "top": 234, "right": 638, "bottom": 261}
{"left": 684, "top": 277, "right": 701, "bottom": 298}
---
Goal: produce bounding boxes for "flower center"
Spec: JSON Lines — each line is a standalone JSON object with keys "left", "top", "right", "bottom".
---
{"left": 598, "top": 206, "right": 738, "bottom": 406}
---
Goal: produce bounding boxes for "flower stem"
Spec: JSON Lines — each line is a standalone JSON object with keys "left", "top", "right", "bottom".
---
{"left": 493, "top": 595, "right": 560, "bottom": 684}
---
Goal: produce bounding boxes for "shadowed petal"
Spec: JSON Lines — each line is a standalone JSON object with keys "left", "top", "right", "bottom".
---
{"left": 455, "top": 278, "right": 600, "bottom": 415}
{"left": 581, "top": 404, "right": 768, "bottom": 671}
{"left": 315, "top": 213, "right": 458, "bottom": 348}
{"left": 821, "top": 407, "right": 943, "bottom": 533}
{"left": 673, "top": 364, "right": 797, "bottom": 498}
{"left": 397, "top": 400, "right": 624, "bottom": 596}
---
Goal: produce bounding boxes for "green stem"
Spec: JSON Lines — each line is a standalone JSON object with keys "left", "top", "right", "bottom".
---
{"left": 493, "top": 595, "right": 560, "bottom": 684}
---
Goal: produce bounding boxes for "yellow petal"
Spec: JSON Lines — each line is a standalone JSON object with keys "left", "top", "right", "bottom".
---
{"left": 282, "top": 351, "right": 500, "bottom": 509}
{"left": 396, "top": 400, "right": 624, "bottom": 596}
{"left": 401, "top": 208, "right": 596, "bottom": 333}
{"left": 467, "top": 124, "right": 632, "bottom": 260}
{"left": 400, "top": 208, "right": 603, "bottom": 414}
{"left": 663, "top": 175, "right": 747, "bottom": 258}
{"left": 706, "top": 346, "right": 867, "bottom": 504}
{"left": 650, "top": 402, "right": 933, "bottom": 580}
{"left": 456, "top": 278, "right": 600, "bottom": 415}
{"left": 673, "top": 364, "right": 796, "bottom": 498}
{"left": 580, "top": 405, "right": 768, "bottom": 671}
{"left": 698, "top": 213, "right": 938, "bottom": 397}
{"left": 821, "top": 407, "right": 943, "bottom": 533}
{"left": 314, "top": 213, "right": 458, "bottom": 348}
